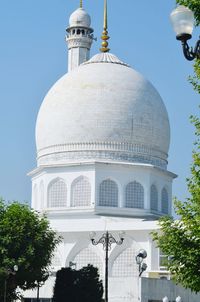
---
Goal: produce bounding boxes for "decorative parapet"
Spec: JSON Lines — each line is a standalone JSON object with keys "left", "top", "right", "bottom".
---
{"left": 66, "top": 36, "right": 93, "bottom": 50}
{"left": 37, "top": 141, "right": 168, "bottom": 169}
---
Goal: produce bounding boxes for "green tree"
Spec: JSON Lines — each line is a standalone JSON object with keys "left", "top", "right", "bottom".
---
{"left": 152, "top": 0, "right": 200, "bottom": 293}
{"left": 152, "top": 117, "right": 200, "bottom": 293}
{"left": 0, "top": 199, "right": 61, "bottom": 301}
{"left": 52, "top": 265, "right": 104, "bottom": 302}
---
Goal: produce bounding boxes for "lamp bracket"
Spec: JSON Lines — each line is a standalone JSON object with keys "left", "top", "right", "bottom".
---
{"left": 180, "top": 37, "right": 200, "bottom": 60}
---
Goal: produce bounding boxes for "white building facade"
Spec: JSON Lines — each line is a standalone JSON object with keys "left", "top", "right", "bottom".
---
{"left": 25, "top": 3, "right": 179, "bottom": 302}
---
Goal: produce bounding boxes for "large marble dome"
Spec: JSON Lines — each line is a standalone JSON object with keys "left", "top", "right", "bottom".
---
{"left": 36, "top": 53, "right": 170, "bottom": 169}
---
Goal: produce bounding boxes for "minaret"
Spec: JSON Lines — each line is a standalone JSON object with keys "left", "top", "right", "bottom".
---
{"left": 66, "top": 1, "right": 94, "bottom": 72}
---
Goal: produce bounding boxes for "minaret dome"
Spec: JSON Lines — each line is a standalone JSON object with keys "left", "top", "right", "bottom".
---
{"left": 69, "top": 7, "right": 91, "bottom": 28}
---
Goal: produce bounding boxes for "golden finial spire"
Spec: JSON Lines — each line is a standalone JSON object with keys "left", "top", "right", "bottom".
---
{"left": 103, "top": 0, "right": 107, "bottom": 30}
{"left": 80, "top": 0, "right": 83, "bottom": 8}
{"left": 100, "top": 0, "right": 110, "bottom": 53}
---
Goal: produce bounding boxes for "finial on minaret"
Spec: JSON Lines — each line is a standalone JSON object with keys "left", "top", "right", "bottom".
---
{"left": 80, "top": 0, "right": 83, "bottom": 8}
{"left": 100, "top": 0, "right": 110, "bottom": 53}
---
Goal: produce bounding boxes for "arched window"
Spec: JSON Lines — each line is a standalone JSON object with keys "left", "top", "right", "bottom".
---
{"left": 150, "top": 184, "right": 158, "bottom": 211}
{"left": 47, "top": 178, "right": 67, "bottom": 208}
{"left": 33, "top": 184, "right": 38, "bottom": 208}
{"left": 72, "top": 29, "right": 75, "bottom": 34}
{"left": 161, "top": 188, "right": 169, "bottom": 214}
{"left": 73, "top": 248, "right": 103, "bottom": 278}
{"left": 125, "top": 181, "right": 144, "bottom": 208}
{"left": 39, "top": 181, "right": 44, "bottom": 209}
{"left": 99, "top": 179, "right": 118, "bottom": 207}
{"left": 71, "top": 176, "right": 91, "bottom": 207}
{"left": 112, "top": 246, "right": 138, "bottom": 277}
{"left": 77, "top": 29, "right": 81, "bottom": 35}
{"left": 81, "top": 29, "right": 85, "bottom": 35}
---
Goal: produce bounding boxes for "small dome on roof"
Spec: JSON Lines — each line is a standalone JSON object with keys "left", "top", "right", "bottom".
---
{"left": 69, "top": 8, "right": 91, "bottom": 28}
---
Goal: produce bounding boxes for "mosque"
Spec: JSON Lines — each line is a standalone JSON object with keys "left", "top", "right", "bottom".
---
{"left": 23, "top": 1, "right": 200, "bottom": 302}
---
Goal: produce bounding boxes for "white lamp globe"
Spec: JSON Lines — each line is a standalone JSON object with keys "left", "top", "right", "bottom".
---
{"left": 163, "top": 297, "right": 169, "bottom": 302}
{"left": 13, "top": 265, "right": 18, "bottom": 272}
{"left": 170, "top": 5, "right": 194, "bottom": 39}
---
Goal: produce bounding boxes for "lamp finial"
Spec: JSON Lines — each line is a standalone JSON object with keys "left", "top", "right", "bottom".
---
{"left": 100, "top": 0, "right": 110, "bottom": 53}
{"left": 80, "top": 0, "right": 83, "bottom": 8}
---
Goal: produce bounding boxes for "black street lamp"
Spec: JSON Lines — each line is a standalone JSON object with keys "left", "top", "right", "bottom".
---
{"left": 90, "top": 231, "right": 124, "bottom": 302}
{"left": 4, "top": 265, "right": 18, "bottom": 302}
{"left": 36, "top": 282, "right": 40, "bottom": 302}
{"left": 135, "top": 249, "right": 147, "bottom": 277}
{"left": 170, "top": 5, "right": 200, "bottom": 60}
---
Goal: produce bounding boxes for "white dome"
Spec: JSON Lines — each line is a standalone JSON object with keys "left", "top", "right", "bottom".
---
{"left": 36, "top": 53, "right": 170, "bottom": 169}
{"left": 69, "top": 8, "right": 91, "bottom": 28}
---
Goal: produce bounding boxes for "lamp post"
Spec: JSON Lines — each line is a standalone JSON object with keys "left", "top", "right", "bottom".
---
{"left": 90, "top": 231, "right": 124, "bottom": 302}
{"left": 4, "top": 265, "right": 18, "bottom": 302}
{"left": 170, "top": 5, "right": 200, "bottom": 60}
{"left": 135, "top": 249, "right": 147, "bottom": 277}
{"left": 36, "top": 282, "right": 40, "bottom": 302}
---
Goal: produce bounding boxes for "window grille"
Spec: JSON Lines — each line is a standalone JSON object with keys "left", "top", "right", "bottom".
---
{"left": 73, "top": 247, "right": 103, "bottom": 278}
{"left": 159, "top": 249, "right": 168, "bottom": 271}
{"left": 150, "top": 184, "right": 158, "bottom": 211}
{"left": 112, "top": 246, "right": 138, "bottom": 277}
{"left": 161, "top": 188, "right": 169, "bottom": 214}
{"left": 51, "top": 255, "right": 62, "bottom": 268}
{"left": 48, "top": 179, "right": 67, "bottom": 208}
{"left": 71, "top": 176, "right": 91, "bottom": 207}
{"left": 125, "top": 181, "right": 144, "bottom": 208}
{"left": 99, "top": 179, "right": 118, "bottom": 207}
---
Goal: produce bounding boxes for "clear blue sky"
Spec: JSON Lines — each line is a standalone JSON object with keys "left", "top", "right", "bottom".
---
{"left": 0, "top": 0, "right": 199, "bottom": 206}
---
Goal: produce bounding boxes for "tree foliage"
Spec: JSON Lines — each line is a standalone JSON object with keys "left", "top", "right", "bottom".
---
{"left": 152, "top": 0, "right": 200, "bottom": 293}
{"left": 189, "top": 59, "right": 200, "bottom": 94}
{"left": 52, "top": 265, "right": 104, "bottom": 302}
{"left": 152, "top": 114, "right": 200, "bottom": 292}
{"left": 0, "top": 199, "right": 60, "bottom": 301}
